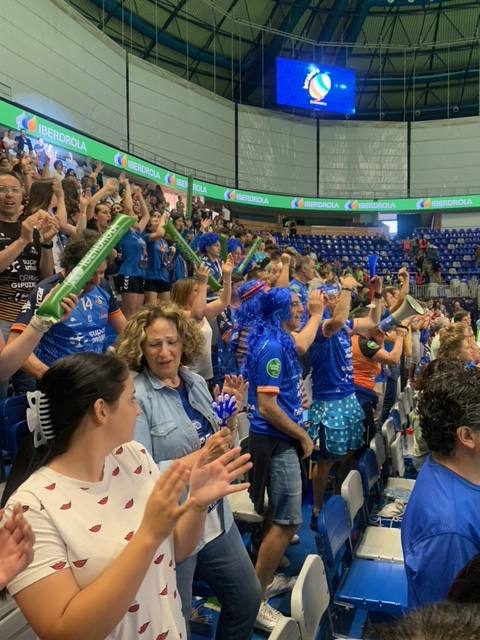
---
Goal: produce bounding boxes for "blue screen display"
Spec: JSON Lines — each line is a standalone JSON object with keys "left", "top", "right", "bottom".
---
{"left": 276, "top": 58, "right": 356, "bottom": 115}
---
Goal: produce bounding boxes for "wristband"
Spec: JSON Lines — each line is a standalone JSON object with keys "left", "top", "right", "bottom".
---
{"left": 341, "top": 287, "right": 353, "bottom": 292}
{"left": 30, "top": 314, "right": 56, "bottom": 333}
{"left": 374, "top": 292, "right": 382, "bottom": 299}
{"left": 190, "top": 503, "right": 208, "bottom": 513}
{"left": 40, "top": 242, "right": 53, "bottom": 249}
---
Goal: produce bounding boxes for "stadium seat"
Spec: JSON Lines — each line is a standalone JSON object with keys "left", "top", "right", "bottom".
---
{"left": 341, "top": 470, "right": 403, "bottom": 563}
{"left": 317, "top": 495, "right": 408, "bottom": 635}
{"left": 0, "top": 597, "right": 34, "bottom": 640}
{"left": 290, "top": 555, "right": 331, "bottom": 640}
{"left": 269, "top": 617, "right": 301, "bottom": 640}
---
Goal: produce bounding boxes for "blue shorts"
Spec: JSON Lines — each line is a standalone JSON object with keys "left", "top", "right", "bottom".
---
{"left": 308, "top": 394, "right": 365, "bottom": 460}
{"left": 267, "top": 446, "right": 302, "bottom": 526}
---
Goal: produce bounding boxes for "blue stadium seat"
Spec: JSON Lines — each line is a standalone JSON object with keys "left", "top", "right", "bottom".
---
{"left": 317, "top": 496, "right": 408, "bottom": 631}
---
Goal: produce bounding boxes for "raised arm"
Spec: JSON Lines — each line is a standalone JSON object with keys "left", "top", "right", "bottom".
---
{"left": 132, "top": 186, "right": 150, "bottom": 233}
{"left": 353, "top": 276, "right": 383, "bottom": 335}
{"left": 323, "top": 275, "right": 359, "bottom": 337}
{"left": 51, "top": 181, "right": 76, "bottom": 236}
{"left": 86, "top": 178, "right": 118, "bottom": 220}
{"left": 275, "top": 253, "right": 291, "bottom": 288}
{"left": 292, "top": 290, "right": 324, "bottom": 355}
{"left": 0, "top": 295, "right": 77, "bottom": 381}
{"left": 371, "top": 328, "right": 407, "bottom": 366}
{"left": 204, "top": 254, "right": 233, "bottom": 320}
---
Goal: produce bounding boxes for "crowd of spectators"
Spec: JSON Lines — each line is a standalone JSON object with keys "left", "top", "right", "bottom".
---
{"left": 0, "top": 127, "right": 480, "bottom": 639}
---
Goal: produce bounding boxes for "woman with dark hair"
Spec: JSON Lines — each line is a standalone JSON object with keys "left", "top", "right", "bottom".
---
{"left": 25, "top": 179, "right": 86, "bottom": 239}
{"left": 116, "top": 305, "right": 261, "bottom": 640}
{"left": 86, "top": 202, "right": 111, "bottom": 233}
{"left": 23, "top": 179, "right": 53, "bottom": 218}
{"left": 0, "top": 352, "right": 250, "bottom": 640}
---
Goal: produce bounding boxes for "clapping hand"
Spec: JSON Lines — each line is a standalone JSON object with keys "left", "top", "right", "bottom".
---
{"left": 188, "top": 447, "right": 252, "bottom": 509}
{"left": 0, "top": 504, "right": 35, "bottom": 589}
{"left": 37, "top": 212, "right": 59, "bottom": 243}
{"left": 139, "top": 461, "right": 193, "bottom": 545}
{"left": 219, "top": 374, "right": 248, "bottom": 413}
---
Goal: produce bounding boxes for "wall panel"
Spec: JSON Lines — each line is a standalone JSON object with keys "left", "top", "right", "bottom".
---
{"left": 319, "top": 121, "right": 407, "bottom": 198}
{"left": 238, "top": 106, "right": 317, "bottom": 195}
{"left": 128, "top": 57, "right": 235, "bottom": 183}
{"left": 411, "top": 118, "right": 480, "bottom": 196}
{"left": 0, "top": 0, "right": 127, "bottom": 146}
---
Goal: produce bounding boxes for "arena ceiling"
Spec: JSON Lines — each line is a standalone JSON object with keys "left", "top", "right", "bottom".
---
{"left": 66, "top": 0, "right": 480, "bottom": 121}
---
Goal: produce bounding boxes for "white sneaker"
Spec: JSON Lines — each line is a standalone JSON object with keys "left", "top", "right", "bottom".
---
{"left": 265, "top": 573, "right": 297, "bottom": 600}
{"left": 290, "top": 534, "right": 300, "bottom": 545}
{"left": 255, "top": 601, "right": 286, "bottom": 632}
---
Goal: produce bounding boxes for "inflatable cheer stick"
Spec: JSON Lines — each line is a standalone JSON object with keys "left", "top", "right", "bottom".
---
{"left": 37, "top": 214, "right": 134, "bottom": 321}
{"left": 220, "top": 234, "right": 229, "bottom": 261}
{"left": 185, "top": 174, "right": 193, "bottom": 219}
{"left": 164, "top": 220, "right": 221, "bottom": 292}
{"left": 236, "top": 237, "right": 262, "bottom": 276}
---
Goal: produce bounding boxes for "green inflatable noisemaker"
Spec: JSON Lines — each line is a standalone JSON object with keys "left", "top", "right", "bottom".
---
{"left": 37, "top": 214, "right": 135, "bottom": 321}
{"left": 164, "top": 220, "right": 221, "bottom": 292}
{"left": 237, "top": 237, "right": 262, "bottom": 276}
{"left": 220, "top": 234, "right": 228, "bottom": 261}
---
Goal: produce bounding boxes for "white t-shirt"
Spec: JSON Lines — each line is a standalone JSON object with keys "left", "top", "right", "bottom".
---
{"left": 4, "top": 441, "right": 186, "bottom": 640}
{"left": 190, "top": 317, "right": 213, "bottom": 381}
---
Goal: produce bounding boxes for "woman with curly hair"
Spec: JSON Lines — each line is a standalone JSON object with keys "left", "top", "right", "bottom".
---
{"left": 116, "top": 304, "right": 261, "bottom": 640}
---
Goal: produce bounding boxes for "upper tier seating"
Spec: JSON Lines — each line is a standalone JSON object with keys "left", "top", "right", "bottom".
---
{"left": 275, "top": 227, "right": 480, "bottom": 284}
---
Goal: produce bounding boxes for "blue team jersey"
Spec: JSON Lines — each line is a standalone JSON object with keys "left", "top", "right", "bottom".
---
{"left": 144, "top": 234, "right": 169, "bottom": 281}
{"left": 201, "top": 255, "right": 222, "bottom": 282}
{"left": 13, "top": 274, "right": 121, "bottom": 366}
{"left": 246, "top": 337, "right": 303, "bottom": 441}
{"left": 177, "top": 383, "right": 214, "bottom": 447}
{"left": 172, "top": 252, "right": 188, "bottom": 282}
{"left": 118, "top": 229, "right": 147, "bottom": 277}
{"left": 310, "top": 319, "right": 355, "bottom": 401}
{"left": 401, "top": 455, "right": 480, "bottom": 609}
{"left": 290, "top": 278, "right": 309, "bottom": 328}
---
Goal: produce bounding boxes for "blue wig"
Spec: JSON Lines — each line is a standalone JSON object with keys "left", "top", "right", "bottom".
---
{"left": 198, "top": 232, "right": 220, "bottom": 254}
{"left": 235, "top": 280, "right": 268, "bottom": 335}
{"left": 227, "top": 238, "right": 243, "bottom": 254}
{"left": 243, "top": 287, "right": 300, "bottom": 378}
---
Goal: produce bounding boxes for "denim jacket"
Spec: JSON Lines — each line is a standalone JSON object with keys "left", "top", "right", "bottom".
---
{"left": 133, "top": 366, "right": 234, "bottom": 545}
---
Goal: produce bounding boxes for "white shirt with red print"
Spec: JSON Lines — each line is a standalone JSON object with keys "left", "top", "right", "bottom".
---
{"left": 4, "top": 441, "right": 186, "bottom": 640}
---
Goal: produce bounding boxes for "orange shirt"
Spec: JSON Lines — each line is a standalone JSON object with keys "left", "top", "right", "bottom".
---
{"left": 352, "top": 335, "right": 382, "bottom": 391}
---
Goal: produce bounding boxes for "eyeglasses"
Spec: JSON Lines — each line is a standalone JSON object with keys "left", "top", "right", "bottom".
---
{"left": 0, "top": 187, "right": 22, "bottom": 195}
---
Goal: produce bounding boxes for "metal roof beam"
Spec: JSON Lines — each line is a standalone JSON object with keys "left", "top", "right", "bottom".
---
{"left": 88, "top": 0, "right": 240, "bottom": 70}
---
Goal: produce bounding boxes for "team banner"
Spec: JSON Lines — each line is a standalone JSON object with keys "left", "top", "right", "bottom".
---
{"left": 1, "top": 98, "right": 478, "bottom": 215}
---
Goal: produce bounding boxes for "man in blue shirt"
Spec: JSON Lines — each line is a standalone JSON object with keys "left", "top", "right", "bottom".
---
{"left": 290, "top": 256, "right": 316, "bottom": 329}
{"left": 401, "top": 360, "right": 480, "bottom": 609}
{"left": 9, "top": 231, "right": 126, "bottom": 379}
{"left": 309, "top": 275, "right": 383, "bottom": 526}
{"left": 245, "top": 287, "right": 319, "bottom": 632}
